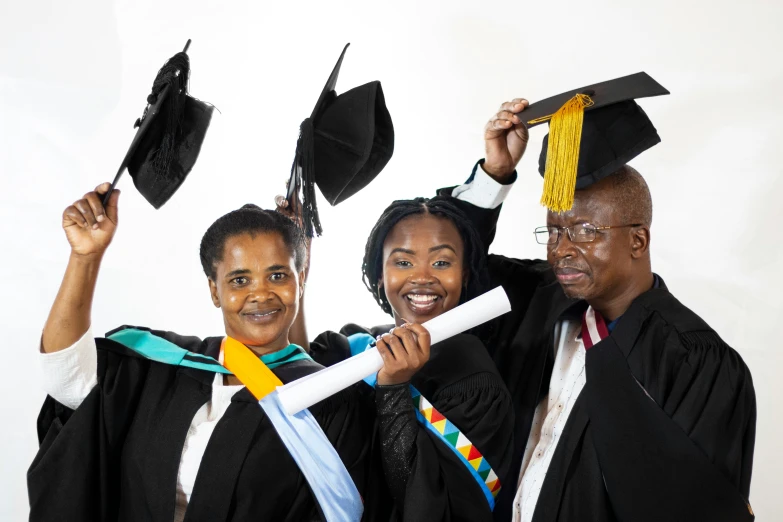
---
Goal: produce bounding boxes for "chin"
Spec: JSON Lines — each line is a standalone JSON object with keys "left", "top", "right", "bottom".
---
{"left": 229, "top": 327, "right": 283, "bottom": 348}
{"left": 560, "top": 284, "right": 590, "bottom": 301}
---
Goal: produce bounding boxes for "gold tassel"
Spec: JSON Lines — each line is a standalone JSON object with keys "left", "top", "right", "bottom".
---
{"left": 538, "top": 93, "right": 594, "bottom": 213}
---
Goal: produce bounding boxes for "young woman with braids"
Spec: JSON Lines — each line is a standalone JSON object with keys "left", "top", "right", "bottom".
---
{"left": 283, "top": 195, "right": 514, "bottom": 522}
{"left": 29, "top": 184, "right": 369, "bottom": 522}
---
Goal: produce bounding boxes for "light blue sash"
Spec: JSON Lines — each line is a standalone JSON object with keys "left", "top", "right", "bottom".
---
{"left": 108, "top": 327, "right": 363, "bottom": 521}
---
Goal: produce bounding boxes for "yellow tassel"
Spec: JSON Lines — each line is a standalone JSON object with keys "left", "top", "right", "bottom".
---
{"left": 539, "top": 93, "right": 594, "bottom": 213}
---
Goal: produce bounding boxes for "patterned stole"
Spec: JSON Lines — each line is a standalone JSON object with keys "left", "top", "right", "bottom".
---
{"left": 108, "top": 328, "right": 363, "bottom": 522}
{"left": 347, "top": 333, "right": 502, "bottom": 510}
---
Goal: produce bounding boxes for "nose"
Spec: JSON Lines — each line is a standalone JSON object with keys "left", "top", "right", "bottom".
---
{"left": 408, "top": 265, "right": 437, "bottom": 285}
{"left": 246, "top": 280, "right": 275, "bottom": 303}
{"left": 549, "top": 230, "right": 577, "bottom": 262}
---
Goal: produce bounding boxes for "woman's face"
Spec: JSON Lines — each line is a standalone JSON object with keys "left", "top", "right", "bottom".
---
{"left": 380, "top": 213, "right": 466, "bottom": 326}
{"left": 209, "top": 232, "right": 303, "bottom": 354}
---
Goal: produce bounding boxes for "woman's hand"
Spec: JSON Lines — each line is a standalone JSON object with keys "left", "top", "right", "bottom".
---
{"left": 62, "top": 182, "right": 120, "bottom": 258}
{"left": 275, "top": 193, "right": 311, "bottom": 280}
{"left": 376, "top": 324, "right": 432, "bottom": 386}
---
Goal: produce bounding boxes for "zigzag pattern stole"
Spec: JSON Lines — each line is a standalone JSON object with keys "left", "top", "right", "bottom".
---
{"left": 410, "top": 387, "right": 501, "bottom": 509}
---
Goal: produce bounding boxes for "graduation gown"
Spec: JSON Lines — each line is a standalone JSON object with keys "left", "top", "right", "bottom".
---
{"left": 441, "top": 195, "right": 757, "bottom": 522}
{"left": 28, "top": 327, "right": 367, "bottom": 522}
{"left": 310, "top": 325, "right": 515, "bottom": 522}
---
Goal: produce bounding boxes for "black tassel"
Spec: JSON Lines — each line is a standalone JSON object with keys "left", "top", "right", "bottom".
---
{"left": 289, "top": 118, "right": 322, "bottom": 237}
{"left": 146, "top": 51, "right": 190, "bottom": 180}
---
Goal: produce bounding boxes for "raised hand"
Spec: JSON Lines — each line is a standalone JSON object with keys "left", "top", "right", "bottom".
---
{"left": 483, "top": 98, "right": 530, "bottom": 181}
{"left": 62, "top": 182, "right": 120, "bottom": 258}
{"left": 275, "top": 192, "right": 311, "bottom": 279}
{"left": 376, "top": 323, "right": 432, "bottom": 386}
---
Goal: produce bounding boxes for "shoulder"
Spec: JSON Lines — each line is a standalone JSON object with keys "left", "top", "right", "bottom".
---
{"left": 416, "top": 333, "right": 508, "bottom": 397}
{"left": 624, "top": 290, "right": 753, "bottom": 382}
{"left": 99, "top": 325, "right": 221, "bottom": 361}
{"left": 633, "top": 289, "right": 725, "bottom": 345}
{"left": 310, "top": 323, "right": 393, "bottom": 367}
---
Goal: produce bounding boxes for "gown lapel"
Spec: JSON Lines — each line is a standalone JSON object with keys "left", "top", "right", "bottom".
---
{"left": 135, "top": 366, "right": 212, "bottom": 521}
{"left": 183, "top": 388, "right": 263, "bottom": 522}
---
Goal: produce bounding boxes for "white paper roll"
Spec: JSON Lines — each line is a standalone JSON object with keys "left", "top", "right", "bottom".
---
{"left": 277, "top": 286, "right": 511, "bottom": 415}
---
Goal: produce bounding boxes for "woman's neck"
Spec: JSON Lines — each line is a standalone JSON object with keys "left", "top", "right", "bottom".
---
{"left": 237, "top": 337, "right": 291, "bottom": 357}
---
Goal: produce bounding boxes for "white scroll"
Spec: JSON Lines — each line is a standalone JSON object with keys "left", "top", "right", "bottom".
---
{"left": 278, "top": 286, "right": 511, "bottom": 415}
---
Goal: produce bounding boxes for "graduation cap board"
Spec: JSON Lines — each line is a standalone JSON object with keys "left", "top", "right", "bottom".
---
{"left": 102, "top": 40, "right": 214, "bottom": 209}
{"left": 287, "top": 43, "right": 394, "bottom": 237}
{"left": 516, "top": 72, "right": 669, "bottom": 212}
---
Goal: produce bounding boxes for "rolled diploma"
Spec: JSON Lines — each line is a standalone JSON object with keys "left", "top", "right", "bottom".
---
{"left": 278, "top": 286, "right": 511, "bottom": 415}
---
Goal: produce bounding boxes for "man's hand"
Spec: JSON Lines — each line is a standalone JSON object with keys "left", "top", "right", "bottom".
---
{"left": 483, "top": 98, "right": 530, "bottom": 182}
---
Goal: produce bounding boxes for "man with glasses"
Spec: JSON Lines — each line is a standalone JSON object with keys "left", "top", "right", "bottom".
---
{"left": 441, "top": 83, "right": 756, "bottom": 522}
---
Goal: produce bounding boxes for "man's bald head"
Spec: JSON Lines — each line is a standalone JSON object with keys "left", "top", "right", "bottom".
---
{"left": 582, "top": 165, "right": 653, "bottom": 227}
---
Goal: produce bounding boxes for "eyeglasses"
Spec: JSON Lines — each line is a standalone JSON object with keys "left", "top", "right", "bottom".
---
{"left": 534, "top": 223, "right": 642, "bottom": 245}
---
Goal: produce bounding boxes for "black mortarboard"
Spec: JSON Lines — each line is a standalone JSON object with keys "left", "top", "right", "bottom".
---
{"left": 518, "top": 72, "right": 669, "bottom": 212}
{"left": 287, "top": 43, "right": 394, "bottom": 237}
{"left": 103, "top": 40, "right": 213, "bottom": 209}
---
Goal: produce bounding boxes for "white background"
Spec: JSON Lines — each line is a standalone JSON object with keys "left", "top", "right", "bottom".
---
{"left": 1, "top": 0, "right": 781, "bottom": 518}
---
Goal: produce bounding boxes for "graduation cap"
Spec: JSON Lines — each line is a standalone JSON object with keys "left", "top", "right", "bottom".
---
{"left": 518, "top": 72, "right": 669, "bottom": 212}
{"left": 102, "top": 40, "right": 214, "bottom": 209}
{"left": 287, "top": 43, "right": 394, "bottom": 237}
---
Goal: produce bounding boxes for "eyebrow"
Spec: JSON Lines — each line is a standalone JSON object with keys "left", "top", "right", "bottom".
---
{"left": 389, "top": 245, "right": 458, "bottom": 256}
{"left": 428, "top": 244, "right": 457, "bottom": 254}
{"left": 266, "top": 264, "right": 289, "bottom": 272}
{"left": 225, "top": 269, "right": 251, "bottom": 279}
{"left": 225, "top": 265, "right": 291, "bottom": 279}
{"left": 389, "top": 247, "right": 415, "bottom": 255}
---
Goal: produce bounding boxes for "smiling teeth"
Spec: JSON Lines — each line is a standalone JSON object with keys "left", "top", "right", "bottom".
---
{"left": 407, "top": 295, "right": 438, "bottom": 303}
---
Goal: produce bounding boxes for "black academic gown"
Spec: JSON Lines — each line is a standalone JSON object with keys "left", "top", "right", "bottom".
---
{"left": 440, "top": 194, "right": 757, "bottom": 522}
{"left": 28, "top": 327, "right": 367, "bottom": 522}
{"left": 310, "top": 325, "right": 515, "bottom": 522}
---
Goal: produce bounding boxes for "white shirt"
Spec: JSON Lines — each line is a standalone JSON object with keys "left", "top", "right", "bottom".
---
{"left": 38, "top": 329, "right": 243, "bottom": 522}
{"left": 512, "top": 322, "right": 585, "bottom": 522}
{"left": 455, "top": 164, "right": 587, "bottom": 522}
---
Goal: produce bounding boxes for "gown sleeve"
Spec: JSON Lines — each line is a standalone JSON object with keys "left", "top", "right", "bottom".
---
{"left": 28, "top": 338, "right": 153, "bottom": 522}
{"left": 585, "top": 324, "right": 757, "bottom": 522}
{"left": 375, "top": 334, "right": 515, "bottom": 522}
{"left": 438, "top": 186, "right": 503, "bottom": 255}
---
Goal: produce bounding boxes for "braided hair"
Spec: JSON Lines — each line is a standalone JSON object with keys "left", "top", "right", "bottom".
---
{"left": 199, "top": 204, "right": 306, "bottom": 280}
{"left": 362, "top": 196, "right": 488, "bottom": 316}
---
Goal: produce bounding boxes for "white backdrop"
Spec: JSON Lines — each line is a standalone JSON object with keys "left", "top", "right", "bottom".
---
{"left": 2, "top": 0, "right": 781, "bottom": 518}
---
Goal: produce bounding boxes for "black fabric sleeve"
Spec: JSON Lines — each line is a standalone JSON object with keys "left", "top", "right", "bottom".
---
{"left": 437, "top": 185, "right": 503, "bottom": 255}
{"left": 585, "top": 329, "right": 756, "bottom": 522}
{"left": 375, "top": 337, "right": 514, "bottom": 521}
{"left": 375, "top": 383, "right": 420, "bottom": 509}
{"left": 27, "top": 339, "right": 150, "bottom": 522}
{"left": 435, "top": 159, "right": 516, "bottom": 254}
{"left": 308, "top": 327, "right": 361, "bottom": 367}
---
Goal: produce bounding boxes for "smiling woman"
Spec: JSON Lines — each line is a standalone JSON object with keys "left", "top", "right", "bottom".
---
{"left": 199, "top": 204, "right": 307, "bottom": 357}
{"left": 303, "top": 196, "right": 515, "bottom": 522}
{"left": 29, "top": 191, "right": 367, "bottom": 521}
